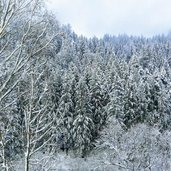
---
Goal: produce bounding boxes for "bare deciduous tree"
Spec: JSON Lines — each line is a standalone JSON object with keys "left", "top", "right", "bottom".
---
{"left": 0, "top": 1, "right": 63, "bottom": 170}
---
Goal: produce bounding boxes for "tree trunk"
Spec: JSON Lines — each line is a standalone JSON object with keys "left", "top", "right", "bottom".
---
{"left": 1, "top": 140, "right": 9, "bottom": 171}
{"left": 25, "top": 132, "right": 30, "bottom": 171}
{"left": 25, "top": 152, "right": 29, "bottom": 171}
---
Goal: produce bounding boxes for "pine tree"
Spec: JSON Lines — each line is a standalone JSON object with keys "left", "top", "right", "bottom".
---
{"left": 72, "top": 77, "right": 94, "bottom": 157}
{"left": 88, "top": 67, "right": 108, "bottom": 134}
{"left": 57, "top": 72, "right": 74, "bottom": 152}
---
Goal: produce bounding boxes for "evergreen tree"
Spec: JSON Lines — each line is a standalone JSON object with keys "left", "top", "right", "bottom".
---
{"left": 57, "top": 72, "right": 74, "bottom": 152}
{"left": 72, "top": 77, "right": 94, "bottom": 157}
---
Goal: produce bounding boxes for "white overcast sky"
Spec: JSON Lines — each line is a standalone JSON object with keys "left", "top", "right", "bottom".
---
{"left": 46, "top": 0, "right": 171, "bottom": 38}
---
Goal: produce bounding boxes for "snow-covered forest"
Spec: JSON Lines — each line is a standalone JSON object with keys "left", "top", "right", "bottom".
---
{"left": 1, "top": 0, "right": 171, "bottom": 170}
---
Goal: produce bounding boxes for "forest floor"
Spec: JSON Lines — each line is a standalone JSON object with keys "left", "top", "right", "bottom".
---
{"left": 13, "top": 151, "right": 117, "bottom": 171}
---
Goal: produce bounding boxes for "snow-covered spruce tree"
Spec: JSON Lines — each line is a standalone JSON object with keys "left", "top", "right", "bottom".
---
{"left": 106, "top": 74, "right": 125, "bottom": 129}
{"left": 121, "top": 56, "right": 145, "bottom": 128}
{"left": 87, "top": 65, "right": 109, "bottom": 136}
{"left": 158, "top": 64, "right": 171, "bottom": 130}
{"left": 105, "top": 58, "right": 126, "bottom": 121}
{"left": 56, "top": 25, "right": 77, "bottom": 68}
{"left": 145, "top": 67, "right": 171, "bottom": 130}
{"left": 106, "top": 55, "right": 146, "bottom": 128}
{"left": 56, "top": 71, "right": 74, "bottom": 153}
{"left": 139, "top": 46, "right": 153, "bottom": 70}
{"left": 76, "top": 36, "right": 87, "bottom": 60}
{"left": 67, "top": 62, "right": 80, "bottom": 114}
{"left": 45, "top": 68, "right": 63, "bottom": 153}
{"left": 49, "top": 68, "right": 63, "bottom": 115}
{"left": 107, "top": 57, "right": 146, "bottom": 129}
{"left": 72, "top": 76, "right": 94, "bottom": 158}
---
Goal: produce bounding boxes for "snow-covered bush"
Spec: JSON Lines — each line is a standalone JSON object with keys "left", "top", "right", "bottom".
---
{"left": 95, "top": 117, "right": 171, "bottom": 171}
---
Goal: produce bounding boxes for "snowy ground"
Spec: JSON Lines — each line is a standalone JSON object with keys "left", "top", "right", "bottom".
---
{"left": 13, "top": 151, "right": 117, "bottom": 171}
{"left": 6, "top": 123, "right": 171, "bottom": 171}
